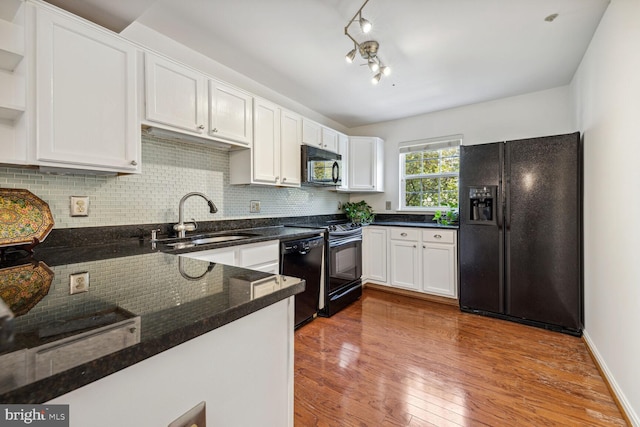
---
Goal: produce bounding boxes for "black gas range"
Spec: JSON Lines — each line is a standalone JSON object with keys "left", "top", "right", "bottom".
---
{"left": 286, "top": 220, "right": 363, "bottom": 317}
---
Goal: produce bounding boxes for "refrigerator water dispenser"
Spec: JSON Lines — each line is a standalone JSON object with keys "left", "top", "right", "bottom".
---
{"left": 469, "top": 186, "right": 497, "bottom": 224}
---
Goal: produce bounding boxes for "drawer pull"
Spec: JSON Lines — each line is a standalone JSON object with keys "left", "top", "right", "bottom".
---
{"left": 401, "top": 232, "right": 407, "bottom": 237}
{"left": 434, "top": 234, "right": 442, "bottom": 239}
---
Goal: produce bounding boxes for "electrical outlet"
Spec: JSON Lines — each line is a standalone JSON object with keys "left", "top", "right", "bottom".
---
{"left": 385, "top": 201, "right": 391, "bottom": 210}
{"left": 250, "top": 200, "right": 260, "bottom": 213}
{"left": 69, "top": 272, "right": 89, "bottom": 294}
{"left": 70, "top": 196, "right": 89, "bottom": 217}
{"left": 168, "top": 401, "right": 206, "bottom": 427}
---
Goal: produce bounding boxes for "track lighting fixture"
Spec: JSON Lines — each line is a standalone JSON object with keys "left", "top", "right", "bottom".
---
{"left": 344, "top": 0, "right": 390, "bottom": 85}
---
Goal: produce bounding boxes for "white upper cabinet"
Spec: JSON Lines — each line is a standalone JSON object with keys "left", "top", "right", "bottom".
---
{"left": 321, "top": 126, "right": 338, "bottom": 152}
{"left": 302, "top": 118, "right": 339, "bottom": 153}
{"left": 208, "top": 79, "right": 252, "bottom": 146}
{"left": 144, "top": 53, "right": 252, "bottom": 148}
{"left": 0, "top": 0, "right": 27, "bottom": 165}
{"left": 302, "top": 118, "right": 321, "bottom": 148}
{"left": 144, "top": 53, "right": 206, "bottom": 134}
{"left": 229, "top": 100, "right": 300, "bottom": 188}
{"left": 337, "top": 132, "right": 349, "bottom": 191}
{"left": 279, "top": 108, "right": 302, "bottom": 186}
{"left": 252, "top": 97, "right": 281, "bottom": 184}
{"left": 34, "top": 5, "right": 140, "bottom": 173}
{"left": 348, "top": 136, "right": 384, "bottom": 192}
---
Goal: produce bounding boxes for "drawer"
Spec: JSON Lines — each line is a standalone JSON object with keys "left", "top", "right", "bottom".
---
{"left": 422, "top": 229, "right": 456, "bottom": 244}
{"left": 390, "top": 227, "right": 420, "bottom": 241}
{"left": 239, "top": 240, "right": 279, "bottom": 267}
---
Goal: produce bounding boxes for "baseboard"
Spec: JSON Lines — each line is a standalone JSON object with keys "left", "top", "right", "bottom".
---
{"left": 583, "top": 331, "right": 638, "bottom": 426}
{"left": 363, "top": 282, "right": 459, "bottom": 307}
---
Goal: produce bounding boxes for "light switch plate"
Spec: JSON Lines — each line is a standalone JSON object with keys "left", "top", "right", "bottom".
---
{"left": 70, "top": 196, "right": 89, "bottom": 216}
{"left": 69, "top": 272, "right": 89, "bottom": 294}
{"left": 250, "top": 200, "right": 260, "bottom": 213}
{"left": 168, "top": 401, "right": 206, "bottom": 427}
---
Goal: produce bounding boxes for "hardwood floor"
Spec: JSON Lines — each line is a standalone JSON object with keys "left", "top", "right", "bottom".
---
{"left": 294, "top": 288, "right": 626, "bottom": 426}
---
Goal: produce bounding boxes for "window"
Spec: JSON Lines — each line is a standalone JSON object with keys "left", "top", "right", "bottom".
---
{"left": 399, "top": 136, "right": 461, "bottom": 210}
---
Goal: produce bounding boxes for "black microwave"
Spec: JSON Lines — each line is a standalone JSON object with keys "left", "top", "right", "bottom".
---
{"left": 301, "top": 145, "right": 342, "bottom": 186}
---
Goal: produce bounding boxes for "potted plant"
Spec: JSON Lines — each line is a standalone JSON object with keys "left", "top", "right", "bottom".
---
{"left": 433, "top": 204, "right": 459, "bottom": 226}
{"left": 342, "top": 200, "right": 375, "bottom": 225}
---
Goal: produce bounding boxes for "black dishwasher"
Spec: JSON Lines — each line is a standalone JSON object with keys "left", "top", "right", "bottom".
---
{"left": 280, "top": 236, "right": 324, "bottom": 329}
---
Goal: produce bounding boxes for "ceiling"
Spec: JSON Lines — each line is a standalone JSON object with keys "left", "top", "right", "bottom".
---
{"left": 44, "top": 0, "right": 610, "bottom": 128}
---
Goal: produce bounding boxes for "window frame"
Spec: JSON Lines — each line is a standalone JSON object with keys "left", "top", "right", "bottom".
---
{"left": 398, "top": 135, "right": 462, "bottom": 212}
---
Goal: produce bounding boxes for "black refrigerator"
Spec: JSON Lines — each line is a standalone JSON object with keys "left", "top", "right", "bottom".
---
{"left": 458, "top": 132, "right": 583, "bottom": 336}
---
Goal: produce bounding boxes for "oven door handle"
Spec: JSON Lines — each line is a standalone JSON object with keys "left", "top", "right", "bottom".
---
{"left": 329, "top": 235, "right": 362, "bottom": 247}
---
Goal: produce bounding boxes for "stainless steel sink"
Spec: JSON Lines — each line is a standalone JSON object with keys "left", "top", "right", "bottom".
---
{"left": 164, "top": 233, "right": 258, "bottom": 249}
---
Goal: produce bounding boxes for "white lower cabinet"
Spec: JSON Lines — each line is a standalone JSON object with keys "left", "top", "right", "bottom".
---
{"left": 48, "top": 297, "right": 295, "bottom": 427}
{"left": 421, "top": 229, "right": 458, "bottom": 298}
{"left": 363, "top": 226, "right": 387, "bottom": 283}
{"left": 181, "top": 240, "right": 279, "bottom": 273}
{"left": 363, "top": 226, "right": 458, "bottom": 299}
{"left": 389, "top": 228, "right": 420, "bottom": 291}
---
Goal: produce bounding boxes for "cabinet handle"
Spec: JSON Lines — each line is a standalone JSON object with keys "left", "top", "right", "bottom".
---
{"left": 434, "top": 234, "right": 442, "bottom": 239}
{"left": 198, "top": 125, "right": 205, "bottom": 130}
{"left": 212, "top": 128, "right": 218, "bottom": 133}
{"left": 413, "top": 245, "right": 416, "bottom": 248}
{"left": 282, "top": 177, "right": 287, "bottom": 182}
{"left": 401, "top": 232, "right": 407, "bottom": 237}
{"left": 130, "top": 160, "right": 138, "bottom": 166}
{"left": 129, "top": 327, "right": 137, "bottom": 334}
{"left": 423, "top": 245, "right": 426, "bottom": 249}
{"left": 275, "top": 176, "right": 279, "bottom": 182}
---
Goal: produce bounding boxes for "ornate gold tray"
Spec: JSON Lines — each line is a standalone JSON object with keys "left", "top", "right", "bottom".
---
{"left": 0, "top": 261, "right": 54, "bottom": 316}
{"left": 0, "top": 189, "right": 54, "bottom": 248}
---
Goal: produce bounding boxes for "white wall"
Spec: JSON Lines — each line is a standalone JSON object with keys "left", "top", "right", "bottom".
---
{"left": 570, "top": 0, "right": 640, "bottom": 424}
{"left": 347, "top": 86, "right": 574, "bottom": 212}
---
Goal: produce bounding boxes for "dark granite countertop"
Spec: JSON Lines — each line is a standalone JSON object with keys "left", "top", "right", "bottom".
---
{"left": 0, "top": 225, "right": 321, "bottom": 403}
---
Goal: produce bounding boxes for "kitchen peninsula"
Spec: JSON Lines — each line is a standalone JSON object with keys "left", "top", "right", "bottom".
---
{"left": 0, "top": 226, "right": 320, "bottom": 426}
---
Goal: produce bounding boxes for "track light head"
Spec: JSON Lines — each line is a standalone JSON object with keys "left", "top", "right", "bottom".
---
{"left": 345, "top": 48, "right": 357, "bottom": 63}
{"left": 381, "top": 65, "right": 391, "bottom": 76}
{"left": 368, "top": 59, "right": 379, "bottom": 73}
{"left": 371, "top": 72, "right": 382, "bottom": 85}
{"left": 359, "top": 16, "right": 372, "bottom": 33}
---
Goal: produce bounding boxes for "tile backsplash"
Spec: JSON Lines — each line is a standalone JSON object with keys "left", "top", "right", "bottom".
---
{"left": 0, "top": 134, "right": 349, "bottom": 229}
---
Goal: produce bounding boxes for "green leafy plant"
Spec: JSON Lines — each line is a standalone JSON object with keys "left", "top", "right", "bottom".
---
{"left": 433, "top": 208, "right": 459, "bottom": 225}
{"left": 342, "top": 200, "right": 375, "bottom": 225}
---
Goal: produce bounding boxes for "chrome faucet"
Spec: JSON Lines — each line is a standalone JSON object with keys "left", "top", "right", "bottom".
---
{"left": 173, "top": 192, "right": 218, "bottom": 238}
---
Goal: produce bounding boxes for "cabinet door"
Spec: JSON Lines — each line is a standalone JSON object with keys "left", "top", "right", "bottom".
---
{"left": 279, "top": 109, "right": 301, "bottom": 187}
{"left": 252, "top": 98, "right": 280, "bottom": 184}
{"left": 321, "top": 127, "right": 338, "bottom": 153}
{"left": 422, "top": 243, "right": 457, "bottom": 298}
{"left": 337, "top": 132, "right": 349, "bottom": 191}
{"left": 349, "top": 136, "right": 378, "bottom": 191}
{"left": 145, "top": 53, "right": 206, "bottom": 134}
{"left": 301, "top": 118, "right": 321, "bottom": 148}
{"left": 35, "top": 7, "right": 139, "bottom": 172}
{"left": 209, "top": 80, "right": 252, "bottom": 145}
{"left": 363, "top": 226, "right": 387, "bottom": 283}
{"left": 389, "top": 239, "right": 420, "bottom": 290}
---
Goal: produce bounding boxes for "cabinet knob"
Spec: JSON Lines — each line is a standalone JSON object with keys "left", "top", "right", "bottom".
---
{"left": 423, "top": 245, "right": 426, "bottom": 249}
{"left": 401, "top": 232, "right": 407, "bottom": 237}
{"left": 212, "top": 128, "right": 218, "bottom": 133}
{"left": 434, "top": 234, "right": 442, "bottom": 239}
{"left": 198, "top": 125, "right": 205, "bottom": 130}
{"left": 282, "top": 177, "right": 287, "bottom": 182}
{"left": 275, "top": 176, "right": 279, "bottom": 182}
{"left": 130, "top": 160, "right": 138, "bottom": 166}
{"left": 129, "top": 327, "right": 137, "bottom": 334}
{"left": 413, "top": 245, "right": 417, "bottom": 248}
